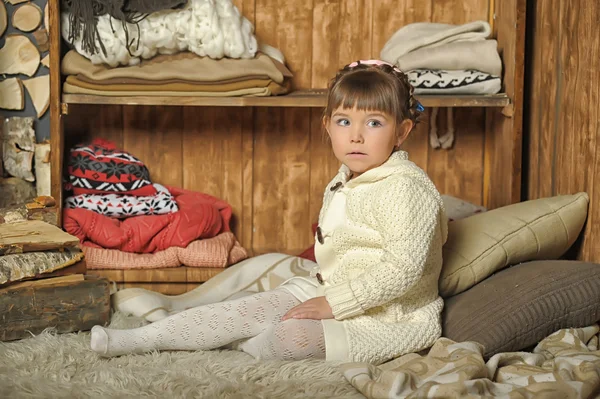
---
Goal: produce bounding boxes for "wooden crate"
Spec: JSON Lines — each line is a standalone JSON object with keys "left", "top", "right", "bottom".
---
{"left": 0, "top": 274, "right": 110, "bottom": 342}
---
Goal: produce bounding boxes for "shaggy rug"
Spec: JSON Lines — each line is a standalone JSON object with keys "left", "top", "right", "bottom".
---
{"left": 0, "top": 312, "right": 363, "bottom": 399}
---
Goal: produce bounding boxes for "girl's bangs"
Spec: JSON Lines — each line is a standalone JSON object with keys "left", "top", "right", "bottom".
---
{"left": 327, "top": 74, "right": 399, "bottom": 118}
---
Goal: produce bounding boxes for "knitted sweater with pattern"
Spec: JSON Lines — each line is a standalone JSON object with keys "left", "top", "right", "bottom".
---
{"left": 320, "top": 150, "right": 448, "bottom": 364}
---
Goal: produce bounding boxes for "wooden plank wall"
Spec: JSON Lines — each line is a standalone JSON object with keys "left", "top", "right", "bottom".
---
{"left": 525, "top": 0, "right": 600, "bottom": 262}
{"left": 64, "top": 0, "right": 492, "bottom": 258}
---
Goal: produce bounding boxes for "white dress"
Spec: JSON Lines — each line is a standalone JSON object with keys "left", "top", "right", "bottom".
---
{"left": 278, "top": 186, "right": 351, "bottom": 361}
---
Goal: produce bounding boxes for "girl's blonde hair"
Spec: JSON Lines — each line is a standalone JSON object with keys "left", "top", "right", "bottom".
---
{"left": 323, "top": 61, "right": 423, "bottom": 130}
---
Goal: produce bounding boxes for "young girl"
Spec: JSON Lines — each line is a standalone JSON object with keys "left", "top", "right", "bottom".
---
{"left": 90, "top": 60, "right": 448, "bottom": 365}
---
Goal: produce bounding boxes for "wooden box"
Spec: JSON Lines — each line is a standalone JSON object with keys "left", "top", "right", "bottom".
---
{"left": 0, "top": 275, "right": 110, "bottom": 342}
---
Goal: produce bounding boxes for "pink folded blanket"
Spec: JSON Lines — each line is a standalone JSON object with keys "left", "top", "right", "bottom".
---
{"left": 84, "top": 232, "right": 248, "bottom": 270}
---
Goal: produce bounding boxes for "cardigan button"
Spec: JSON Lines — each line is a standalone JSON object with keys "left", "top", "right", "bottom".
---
{"left": 330, "top": 182, "right": 343, "bottom": 191}
{"left": 316, "top": 273, "right": 324, "bottom": 285}
{"left": 316, "top": 227, "right": 324, "bottom": 244}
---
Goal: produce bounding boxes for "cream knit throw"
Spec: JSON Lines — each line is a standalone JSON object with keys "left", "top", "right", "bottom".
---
{"left": 62, "top": 0, "right": 258, "bottom": 67}
{"left": 380, "top": 21, "right": 502, "bottom": 76}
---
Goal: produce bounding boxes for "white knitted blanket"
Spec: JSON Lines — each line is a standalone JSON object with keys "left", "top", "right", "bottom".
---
{"left": 61, "top": 0, "right": 258, "bottom": 67}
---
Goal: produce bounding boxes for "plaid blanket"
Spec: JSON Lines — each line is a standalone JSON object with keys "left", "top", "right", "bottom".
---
{"left": 342, "top": 325, "right": 600, "bottom": 399}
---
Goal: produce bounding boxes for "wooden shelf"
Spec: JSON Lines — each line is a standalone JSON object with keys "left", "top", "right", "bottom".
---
{"left": 62, "top": 90, "right": 510, "bottom": 109}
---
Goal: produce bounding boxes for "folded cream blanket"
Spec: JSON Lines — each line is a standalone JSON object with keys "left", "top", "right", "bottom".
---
{"left": 398, "top": 40, "right": 501, "bottom": 76}
{"left": 381, "top": 21, "right": 502, "bottom": 76}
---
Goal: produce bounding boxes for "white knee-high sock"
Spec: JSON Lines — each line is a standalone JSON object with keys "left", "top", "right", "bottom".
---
{"left": 91, "top": 289, "right": 300, "bottom": 357}
{"left": 237, "top": 319, "right": 326, "bottom": 361}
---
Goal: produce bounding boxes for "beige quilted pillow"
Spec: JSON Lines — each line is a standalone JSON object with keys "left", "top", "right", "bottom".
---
{"left": 439, "top": 193, "right": 589, "bottom": 297}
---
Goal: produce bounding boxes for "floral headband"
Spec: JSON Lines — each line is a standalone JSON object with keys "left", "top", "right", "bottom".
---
{"left": 348, "top": 59, "right": 403, "bottom": 73}
{"left": 347, "top": 59, "right": 425, "bottom": 112}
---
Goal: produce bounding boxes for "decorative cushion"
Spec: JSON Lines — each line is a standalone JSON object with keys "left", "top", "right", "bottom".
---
{"left": 67, "top": 139, "right": 156, "bottom": 197}
{"left": 440, "top": 193, "right": 589, "bottom": 297}
{"left": 443, "top": 260, "right": 600, "bottom": 359}
{"left": 408, "top": 69, "right": 501, "bottom": 95}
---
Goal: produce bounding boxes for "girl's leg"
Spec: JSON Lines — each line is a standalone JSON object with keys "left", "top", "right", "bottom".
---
{"left": 237, "top": 319, "right": 326, "bottom": 361}
{"left": 91, "top": 289, "right": 300, "bottom": 357}
{"left": 112, "top": 253, "right": 316, "bottom": 322}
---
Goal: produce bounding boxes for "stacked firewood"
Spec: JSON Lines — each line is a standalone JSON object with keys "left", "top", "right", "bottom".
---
{"left": 0, "top": 200, "right": 111, "bottom": 342}
{"left": 0, "top": 1, "right": 49, "bottom": 117}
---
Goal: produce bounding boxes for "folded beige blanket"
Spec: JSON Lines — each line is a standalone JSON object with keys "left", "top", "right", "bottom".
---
{"left": 61, "top": 51, "right": 293, "bottom": 84}
{"left": 64, "top": 76, "right": 289, "bottom": 95}
{"left": 380, "top": 21, "right": 502, "bottom": 76}
{"left": 74, "top": 75, "right": 273, "bottom": 86}
{"left": 343, "top": 325, "right": 600, "bottom": 399}
{"left": 381, "top": 21, "right": 491, "bottom": 58}
{"left": 396, "top": 40, "right": 502, "bottom": 77}
{"left": 63, "top": 82, "right": 278, "bottom": 97}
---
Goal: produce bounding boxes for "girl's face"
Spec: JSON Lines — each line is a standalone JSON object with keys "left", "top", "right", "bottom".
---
{"left": 325, "top": 106, "right": 412, "bottom": 178}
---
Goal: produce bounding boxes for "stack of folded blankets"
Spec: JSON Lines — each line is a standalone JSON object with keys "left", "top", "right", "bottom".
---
{"left": 61, "top": 0, "right": 293, "bottom": 97}
{"left": 381, "top": 20, "right": 502, "bottom": 95}
{"left": 61, "top": 50, "right": 292, "bottom": 98}
{"left": 63, "top": 139, "right": 248, "bottom": 270}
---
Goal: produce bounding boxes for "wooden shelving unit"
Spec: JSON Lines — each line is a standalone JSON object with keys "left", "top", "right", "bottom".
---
{"left": 49, "top": 0, "right": 525, "bottom": 293}
{"left": 61, "top": 90, "right": 510, "bottom": 109}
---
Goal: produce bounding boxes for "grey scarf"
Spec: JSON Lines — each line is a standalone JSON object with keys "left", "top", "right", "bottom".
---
{"left": 62, "top": 0, "right": 188, "bottom": 56}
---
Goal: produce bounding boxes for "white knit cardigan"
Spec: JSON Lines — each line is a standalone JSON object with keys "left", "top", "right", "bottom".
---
{"left": 319, "top": 150, "right": 448, "bottom": 364}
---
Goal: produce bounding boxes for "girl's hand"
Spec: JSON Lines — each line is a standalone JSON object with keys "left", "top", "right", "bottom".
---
{"left": 282, "top": 297, "right": 334, "bottom": 321}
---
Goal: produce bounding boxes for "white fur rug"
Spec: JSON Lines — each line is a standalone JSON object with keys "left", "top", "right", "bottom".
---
{"left": 0, "top": 312, "right": 362, "bottom": 399}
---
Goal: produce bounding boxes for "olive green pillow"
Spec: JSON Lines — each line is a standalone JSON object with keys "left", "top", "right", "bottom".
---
{"left": 439, "top": 193, "right": 589, "bottom": 297}
{"left": 442, "top": 260, "right": 600, "bottom": 359}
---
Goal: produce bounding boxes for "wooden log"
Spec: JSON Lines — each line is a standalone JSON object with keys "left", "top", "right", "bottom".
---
{"left": 0, "top": 220, "right": 80, "bottom": 255}
{"left": 33, "top": 28, "right": 49, "bottom": 52}
{"left": 7, "top": 274, "right": 84, "bottom": 290}
{"left": 34, "top": 143, "right": 52, "bottom": 196}
{"left": 2, "top": 117, "right": 35, "bottom": 181}
{"left": 0, "top": 113, "right": 3, "bottom": 177}
{"left": 33, "top": 195, "right": 56, "bottom": 207}
{"left": 23, "top": 75, "right": 50, "bottom": 118}
{"left": 0, "top": 178, "right": 36, "bottom": 209}
{"left": 12, "top": 3, "right": 43, "bottom": 33}
{"left": 44, "top": 3, "right": 48, "bottom": 31}
{"left": 0, "top": 248, "right": 84, "bottom": 285}
{"left": 0, "top": 200, "right": 59, "bottom": 226}
{"left": 26, "top": 205, "right": 59, "bottom": 226}
{"left": 41, "top": 54, "right": 49, "bottom": 68}
{"left": 0, "top": 78, "right": 25, "bottom": 111}
{"left": 0, "top": 1, "right": 7, "bottom": 37}
{"left": 0, "top": 260, "right": 86, "bottom": 289}
{"left": 0, "top": 275, "right": 111, "bottom": 342}
{"left": 0, "top": 34, "right": 40, "bottom": 77}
